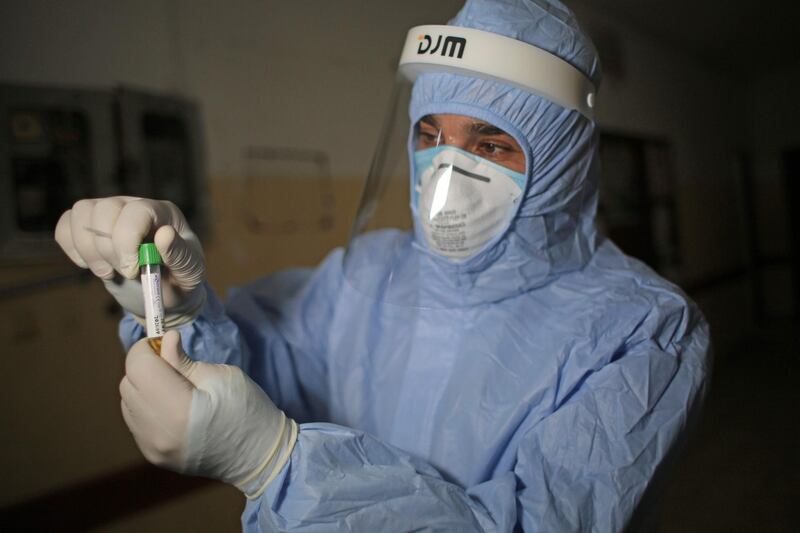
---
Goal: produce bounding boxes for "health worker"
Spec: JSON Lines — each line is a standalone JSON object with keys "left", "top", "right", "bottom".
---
{"left": 54, "top": 0, "right": 711, "bottom": 531}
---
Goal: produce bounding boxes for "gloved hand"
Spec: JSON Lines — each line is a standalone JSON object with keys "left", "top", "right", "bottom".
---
{"left": 54, "top": 197, "right": 205, "bottom": 328}
{"left": 120, "top": 331, "right": 298, "bottom": 498}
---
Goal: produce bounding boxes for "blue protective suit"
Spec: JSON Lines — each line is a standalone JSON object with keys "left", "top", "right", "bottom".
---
{"left": 121, "top": 1, "right": 710, "bottom": 531}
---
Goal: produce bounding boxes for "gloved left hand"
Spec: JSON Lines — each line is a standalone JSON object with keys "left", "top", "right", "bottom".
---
{"left": 119, "top": 330, "right": 298, "bottom": 498}
{"left": 54, "top": 197, "right": 207, "bottom": 328}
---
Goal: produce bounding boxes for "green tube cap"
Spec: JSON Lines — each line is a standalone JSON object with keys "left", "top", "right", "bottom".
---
{"left": 138, "top": 243, "right": 162, "bottom": 266}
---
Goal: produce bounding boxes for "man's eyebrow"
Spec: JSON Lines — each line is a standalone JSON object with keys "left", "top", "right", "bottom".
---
{"left": 420, "top": 115, "right": 439, "bottom": 128}
{"left": 470, "top": 122, "right": 509, "bottom": 136}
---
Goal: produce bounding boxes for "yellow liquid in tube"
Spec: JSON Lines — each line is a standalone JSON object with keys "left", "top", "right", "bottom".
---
{"left": 147, "top": 336, "right": 163, "bottom": 355}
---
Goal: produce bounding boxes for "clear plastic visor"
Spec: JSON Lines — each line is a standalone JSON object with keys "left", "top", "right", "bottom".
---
{"left": 343, "top": 75, "right": 527, "bottom": 301}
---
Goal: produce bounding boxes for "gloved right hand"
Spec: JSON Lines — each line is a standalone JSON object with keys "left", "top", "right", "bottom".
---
{"left": 120, "top": 331, "right": 297, "bottom": 498}
{"left": 54, "top": 197, "right": 206, "bottom": 328}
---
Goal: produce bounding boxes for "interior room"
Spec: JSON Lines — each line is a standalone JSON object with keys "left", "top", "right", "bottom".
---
{"left": 1, "top": 1, "right": 797, "bottom": 531}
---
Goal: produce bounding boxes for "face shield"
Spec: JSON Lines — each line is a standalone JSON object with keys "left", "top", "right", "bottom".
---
{"left": 343, "top": 25, "right": 596, "bottom": 303}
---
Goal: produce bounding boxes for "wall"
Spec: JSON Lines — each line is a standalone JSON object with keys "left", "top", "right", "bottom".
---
{"left": 0, "top": 0, "right": 463, "bottom": 180}
{"left": 571, "top": 1, "right": 756, "bottom": 353}
{"left": 748, "top": 63, "right": 800, "bottom": 317}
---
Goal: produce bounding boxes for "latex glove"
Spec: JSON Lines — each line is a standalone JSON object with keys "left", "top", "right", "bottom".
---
{"left": 54, "top": 197, "right": 205, "bottom": 328}
{"left": 119, "top": 331, "right": 298, "bottom": 498}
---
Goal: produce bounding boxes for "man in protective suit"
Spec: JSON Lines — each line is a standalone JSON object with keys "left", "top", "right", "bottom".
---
{"left": 55, "top": 0, "right": 710, "bottom": 530}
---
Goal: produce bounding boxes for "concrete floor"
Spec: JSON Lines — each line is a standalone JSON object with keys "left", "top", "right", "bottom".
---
{"left": 656, "top": 321, "right": 798, "bottom": 532}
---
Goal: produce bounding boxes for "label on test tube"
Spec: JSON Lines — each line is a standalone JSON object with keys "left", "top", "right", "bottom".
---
{"left": 139, "top": 243, "right": 165, "bottom": 338}
{"left": 141, "top": 265, "right": 165, "bottom": 337}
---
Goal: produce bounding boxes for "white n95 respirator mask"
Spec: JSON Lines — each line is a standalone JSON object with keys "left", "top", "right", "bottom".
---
{"left": 413, "top": 146, "right": 526, "bottom": 259}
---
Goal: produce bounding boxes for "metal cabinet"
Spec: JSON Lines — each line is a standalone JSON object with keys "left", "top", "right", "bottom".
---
{"left": 0, "top": 83, "right": 206, "bottom": 262}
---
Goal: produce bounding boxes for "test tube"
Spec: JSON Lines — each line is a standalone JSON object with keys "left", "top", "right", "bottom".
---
{"left": 139, "top": 243, "right": 165, "bottom": 354}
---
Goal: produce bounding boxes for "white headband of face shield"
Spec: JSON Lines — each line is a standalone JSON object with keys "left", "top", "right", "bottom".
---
{"left": 398, "top": 25, "right": 596, "bottom": 120}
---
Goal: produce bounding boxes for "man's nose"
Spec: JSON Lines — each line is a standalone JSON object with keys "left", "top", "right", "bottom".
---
{"left": 442, "top": 133, "right": 470, "bottom": 150}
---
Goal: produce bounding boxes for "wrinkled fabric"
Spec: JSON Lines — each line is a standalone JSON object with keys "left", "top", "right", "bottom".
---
{"left": 120, "top": 0, "right": 710, "bottom": 531}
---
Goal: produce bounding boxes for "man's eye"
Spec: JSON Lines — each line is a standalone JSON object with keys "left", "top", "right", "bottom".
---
{"left": 480, "top": 142, "right": 505, "bottom": 155}
{"left": 418, "top": 131, "right": 440, "bottom": 146}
